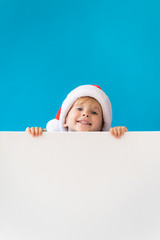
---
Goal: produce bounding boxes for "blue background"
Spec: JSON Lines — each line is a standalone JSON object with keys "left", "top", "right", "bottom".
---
{"left": 0, "top": 0, "right": 160, "bottom": 131}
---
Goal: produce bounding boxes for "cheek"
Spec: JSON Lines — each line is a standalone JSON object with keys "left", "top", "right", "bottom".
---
{"left": 71, "top": 110, "right": 79, "bottom": 118}
{"left": 95, "top": 116, "right": 103, "bottom": 129}
{"left": 67, "top": 111, "right": 78, "bottom": 123}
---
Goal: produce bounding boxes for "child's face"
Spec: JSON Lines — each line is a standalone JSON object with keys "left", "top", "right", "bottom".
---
{"left": 64, "top": 97, "right": 103, "bottom": 132}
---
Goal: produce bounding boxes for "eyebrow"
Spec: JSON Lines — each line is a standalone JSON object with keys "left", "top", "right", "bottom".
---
{"left": 74, "top": 103, "right": 101, "bottom": 112}
{"left": 92, "top": 107, "right": 101, "bottom": 112}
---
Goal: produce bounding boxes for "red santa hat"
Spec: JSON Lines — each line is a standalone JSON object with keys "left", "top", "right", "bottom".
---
{"left": 46, "top": 85, "right": 112, "bottom": 132}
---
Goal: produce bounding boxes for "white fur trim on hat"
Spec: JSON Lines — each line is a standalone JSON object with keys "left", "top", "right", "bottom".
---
{"left": 46, "top": 85, "right": 112, "bottom": 132}
{"left": 46, "top": 119, "right": 60, "bottom": 132}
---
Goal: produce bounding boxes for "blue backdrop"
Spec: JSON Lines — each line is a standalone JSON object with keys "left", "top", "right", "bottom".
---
{"left": 0, "top": 0, "right": 160, "bottom": 131}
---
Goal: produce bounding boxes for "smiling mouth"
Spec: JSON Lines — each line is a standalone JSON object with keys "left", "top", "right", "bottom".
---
{"left": 77, "top": 120, "right": 91, "bottom": 125}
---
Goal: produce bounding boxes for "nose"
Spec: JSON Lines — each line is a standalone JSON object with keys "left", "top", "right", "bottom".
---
{"left": 82, "top": 112, "right": 89, "bottom": 117}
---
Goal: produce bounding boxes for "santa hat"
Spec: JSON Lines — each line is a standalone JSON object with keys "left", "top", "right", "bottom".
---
{"left": 46, "top": 85, "right": 112, "bottom": 132}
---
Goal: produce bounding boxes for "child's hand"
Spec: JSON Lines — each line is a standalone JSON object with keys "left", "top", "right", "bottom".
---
{"left": 110, "top": 126, "right": 128, "bottom": 139}
{"left": 25, "top": 127, "right": 46, "bottom": 137}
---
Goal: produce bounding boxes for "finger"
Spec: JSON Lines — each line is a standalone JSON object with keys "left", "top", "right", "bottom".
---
{"left": 121, "top": 127, "right": 128, "bottom": 135}
{"left": 122, "top": 126, "right": 126, "bottom": 134}
{"left": 123, "top": 126, "right": 128, "bottom": 132}
{"left": 121, "top": 127, "right": 125, "bottom": 136}
{"left": 31, "top": 127, "right": 35, "bottom": 137}
{"left": 43, "top": 128, "right": 46, "bottom": 132}
{"left": 26, "top": 127, "right": 31, "bottom": 133}
{"left": 113, "top": 127, "right": 119, "bottom": 138}
{"left": 110, "top": 128, "right": 114, "bottom": 135}
{"left": 39, "top": 127, "right": 43, "bottom": 135}
{"left": 117, "top": 127, "right": 122, "bottom": 138}
{"left": 35, "top": 127, "right": 39, "bottom": 136}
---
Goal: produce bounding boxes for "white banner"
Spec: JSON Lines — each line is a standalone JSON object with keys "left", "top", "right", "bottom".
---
{"left": 0, "top": 132, "right": 160, "bottom": 240}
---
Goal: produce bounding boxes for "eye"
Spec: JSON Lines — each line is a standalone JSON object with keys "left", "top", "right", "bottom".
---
{"left": 91, "top": 111, "right": 97, "bottom": 115}
{"left": 77, "top": 108, "right": 82, "bottom": 111}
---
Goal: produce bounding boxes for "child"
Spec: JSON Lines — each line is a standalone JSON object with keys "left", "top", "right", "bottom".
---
{"left": 26, "top": 85, "right": 128, "bottom": 138}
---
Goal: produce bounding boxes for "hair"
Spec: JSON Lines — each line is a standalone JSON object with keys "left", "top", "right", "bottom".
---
{"left": 75, "top": 96, "right": 102, "bottom": 111}
{"left": 66, "top": 96, "right": 104, "bottom": 131}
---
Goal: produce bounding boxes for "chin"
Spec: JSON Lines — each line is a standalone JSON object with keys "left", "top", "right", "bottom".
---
{"left": 77, "top": 127, "right": 91, "bottom": 132}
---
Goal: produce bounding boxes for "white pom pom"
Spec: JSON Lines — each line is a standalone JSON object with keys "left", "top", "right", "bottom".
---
{"left": 46, "top": 119, "right": 61, "bottom": 132}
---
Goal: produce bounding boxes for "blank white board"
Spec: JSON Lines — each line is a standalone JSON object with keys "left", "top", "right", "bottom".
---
{"left": 0, "top": 132, "right": 160, "bottom": 240}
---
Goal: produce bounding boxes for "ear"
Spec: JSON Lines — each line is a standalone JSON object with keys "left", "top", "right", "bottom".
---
{"left": 63, "top": 122, "right": 68, "bottom": 128}
{"left": 64, "top": 118, "right": 68, "bottom": 128}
